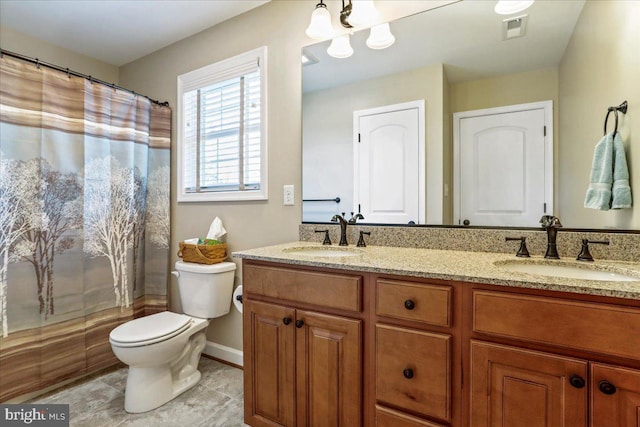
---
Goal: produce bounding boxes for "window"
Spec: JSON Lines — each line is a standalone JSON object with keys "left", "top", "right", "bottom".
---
{"left": 177, "top": 46, "right": 268, "bottom": 202}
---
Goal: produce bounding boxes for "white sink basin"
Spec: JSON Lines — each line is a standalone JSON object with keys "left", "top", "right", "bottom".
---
{"left": 496, "top": 261, "right": 638, "bottom": 282}
{"left": 282, "top": 246, "right": 363, "bottom": 258}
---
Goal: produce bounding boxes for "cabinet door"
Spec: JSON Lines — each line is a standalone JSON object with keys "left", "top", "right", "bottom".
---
{"left": 376, "top": 324, "right": 451, "bottom": 421}
{"left": 470, "top": 341, "right": 588, "bottom": 427}
{"left": 591, "top": 363, "right": 640, "bottom": 427}
{"left": 243, "top": 300, "right": 296, "bottom": 427}
{"left": 295, "top": 310, "right": 362, "bottom": 427}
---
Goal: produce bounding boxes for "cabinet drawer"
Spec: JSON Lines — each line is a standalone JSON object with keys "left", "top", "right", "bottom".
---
{"left": 473, "top": 290, "right": 640, "bottom": 359}
{"left": 376, "top": 279, "right": 451, "bottom": 327}
{"left": 376, "top": 405, "right": 446, "bottom": 427}
{"left": 243, "top": 264, "right": 362, "bottom": 312}
{"left": 376, "top": 324, "right": 451, "bottom": 421}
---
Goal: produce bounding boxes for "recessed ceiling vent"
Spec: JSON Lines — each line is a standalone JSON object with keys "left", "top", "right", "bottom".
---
{"left": 502, "top": 14, "right": 529, "bottom": 40}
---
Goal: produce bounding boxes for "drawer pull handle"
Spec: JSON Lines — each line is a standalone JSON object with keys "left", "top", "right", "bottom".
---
{"left": 569, "top": 375, "right": 585, "bottom": 389}
{"left": 598, "top": 380, "right": 617, "bottom": 395}
{"left": 282, "top": 317, "right": 292, "bottom": 325}
{"left": 403, "top": 368, "right": 414, "bottom": 379}
{"left": 404, "top": 299, "right": 415, "bottom": 310}
{"left": 295, "top": 320, "right": 305, "bottom": 328}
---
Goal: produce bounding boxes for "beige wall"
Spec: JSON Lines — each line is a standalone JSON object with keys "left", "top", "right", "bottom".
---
{"left": 303, "top": 63, "right": 446, "bottom": 224}
{"left": 558, "top": 0, "right": 639, "bottom": 229}
{"left": 0, "top": 26, "right": 119, "bottom": 83}
{"left": 118, "top": 1, "right": 313, "bottom": 351}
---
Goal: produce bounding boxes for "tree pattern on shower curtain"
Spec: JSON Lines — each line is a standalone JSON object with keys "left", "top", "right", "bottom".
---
{"left": 0, "top": 54, "right": 171, "bottom": 400}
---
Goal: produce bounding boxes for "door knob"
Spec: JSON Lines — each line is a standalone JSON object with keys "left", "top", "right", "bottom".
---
{"left": 282, "top": 317, "right": 291, "bottom": 325}
{"left": 295, "top": 319, "right": 305, "bottom": 328}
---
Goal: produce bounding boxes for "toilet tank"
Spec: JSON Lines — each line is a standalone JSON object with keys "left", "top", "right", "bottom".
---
{"left": 174, "top": 261, "right": 236, "bottom": 319}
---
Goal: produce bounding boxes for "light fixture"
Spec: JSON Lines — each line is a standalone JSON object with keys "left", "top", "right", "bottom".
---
{"left": 306, "top": 0, "right": 334, "bottom": 41}
{"left": 305, "top": 0, "right": 394, "bottom": 59}
{"left": 347, "top": 0, "right": 380, "bottom": 27}
{"left": 327, "top": 34, "right": 354, "bottom": 59}
{"left": 366, "top": 23, "right": 395, "bottom": 49}
{"left": 494, "top": 0, "right": 535, "bottom": 15}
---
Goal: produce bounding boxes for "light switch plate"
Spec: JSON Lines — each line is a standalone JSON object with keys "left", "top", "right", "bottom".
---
{"left": 283, "top": 184, "right": 294, "bottom": 206}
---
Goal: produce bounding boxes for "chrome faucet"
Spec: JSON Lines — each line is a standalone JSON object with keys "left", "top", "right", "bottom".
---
{"left": 331, "top": 213, "right": 349, "bottom": 246}
{"left": 331, "top": 212, "right": 365, "bottom": 246}
{"left": 540, "top": 215, "right": 562, "bottom": 259}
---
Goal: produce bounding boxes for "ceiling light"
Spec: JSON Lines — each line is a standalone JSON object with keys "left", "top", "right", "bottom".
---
{"left": 366, "top": 23, "right": 395, "bottom": 49}
{"left": 306, "top": 0, "right": 394, "bottom": 59}
{"left": 494, "top": 0, "right": 535, "bottom": 15}
{"left": 327, "top": 34, "right": 354, "bottom": 59}
{"left": 348, "top": 0, "right": 380, "bottom": 27}
{"left": 306, "top": 0, "right": 334, "bottom": 41}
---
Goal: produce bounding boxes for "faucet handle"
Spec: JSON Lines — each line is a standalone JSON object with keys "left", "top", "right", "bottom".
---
{"left": 505, "top": 236, "right": 530, "bottom": 258}
{"left": 577, "top": 239, "right": 609, "bottom": 262}
{"left": 315, "top": 229, "right": 332, "bottom": 245}
{"left": 540, "top": 215, "right": 562, "bottom": 228}
{"left": 357, "top": 231, "right": 371, "bottom": 247}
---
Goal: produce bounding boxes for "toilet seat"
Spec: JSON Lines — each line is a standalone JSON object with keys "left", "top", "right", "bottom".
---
{"left": 109, "top": 312, "right": 193, "bottom": 348}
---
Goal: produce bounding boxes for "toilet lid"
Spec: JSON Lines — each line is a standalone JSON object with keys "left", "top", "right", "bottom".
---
{"left": 109, "top": 312, "right": 192, "bottom": 344}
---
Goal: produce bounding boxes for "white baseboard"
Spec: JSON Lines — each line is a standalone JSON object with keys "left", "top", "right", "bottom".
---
{"left": 204, "top": 340, "right": 243, "bottom": 367}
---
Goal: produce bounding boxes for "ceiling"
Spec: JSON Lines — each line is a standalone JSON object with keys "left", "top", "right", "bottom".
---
{"left": 0, "top": 0, "right": 270, "bottom": 66}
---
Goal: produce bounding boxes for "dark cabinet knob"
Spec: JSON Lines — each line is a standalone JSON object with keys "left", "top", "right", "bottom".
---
{"left": 403, "top": 368, "right": 414, "bottom": 379}
{"left": 282, "top": 317, "right": 291, "bottom": 325}
{"left": 295, "top": 319, "right": 305, "bottom": 328}
{"left": 404, "top": 299, "right": 415, "bottom": 310}
{"left": 569, "top": 375, "right": 585, "bottom": 389}
{"left": 463, "top": 219, "right": 470, "bottom": 226}
{"left": 598, "top": 380, "right": 617, "bottom": 395}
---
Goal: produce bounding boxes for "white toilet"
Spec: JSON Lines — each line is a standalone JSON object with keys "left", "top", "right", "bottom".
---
{"left": 109, "top": 260, "right": 236, "bottom": 413}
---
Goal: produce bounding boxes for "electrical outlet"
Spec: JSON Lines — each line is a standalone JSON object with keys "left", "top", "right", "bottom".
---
{"left": 283, "top": 184, "right": 294, "bottom": 206}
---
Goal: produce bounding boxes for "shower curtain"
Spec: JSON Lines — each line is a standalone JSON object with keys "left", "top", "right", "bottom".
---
{"left": 0, "top": 55, "right": 171, "bottom": 401}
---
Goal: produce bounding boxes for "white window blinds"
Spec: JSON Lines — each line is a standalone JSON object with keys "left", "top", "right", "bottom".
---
{"left": 177, "top": 47, "right": 267, "bottom": 202}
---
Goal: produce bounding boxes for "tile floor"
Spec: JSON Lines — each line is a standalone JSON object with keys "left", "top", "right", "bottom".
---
{"left": 31, "top": 357, "right": 249, "bottom": 427}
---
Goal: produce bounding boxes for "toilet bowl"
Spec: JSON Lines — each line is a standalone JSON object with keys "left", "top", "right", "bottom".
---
{"left": 109, "top": 261, "right": 236, "bottom": 413}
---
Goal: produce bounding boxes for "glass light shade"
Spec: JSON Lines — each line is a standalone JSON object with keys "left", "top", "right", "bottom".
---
{"left": 306, "top": 4, "right": 334, "bottom": 40}
{"left": 327, "top": 35, "right": 354, "bottom": 59}
{"left": 348, "top": 0, "right": 380, "bottom": 27}
{"left": 366, "top": 23, "right": 395, "bottom": 50}
{"left": 494, "top": 0, "right": 535, "bottom": 15}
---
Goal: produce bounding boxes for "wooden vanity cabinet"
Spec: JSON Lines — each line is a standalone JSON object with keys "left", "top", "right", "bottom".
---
{"left": 467, "top": 286, "right": 640, "bottom": 427}
{"left": 241, "top": 259, "right": 640, "bottom": 427}
{"left": 242, "top": 262, "right": 364, "bottom": 427}
{"left": 372, "top": 276, "right": 461, "bottom": 427}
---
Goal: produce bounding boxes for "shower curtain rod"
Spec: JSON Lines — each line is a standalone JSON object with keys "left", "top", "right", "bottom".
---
{"left": 0, "top": 48, "right": 169, "bottom": 107}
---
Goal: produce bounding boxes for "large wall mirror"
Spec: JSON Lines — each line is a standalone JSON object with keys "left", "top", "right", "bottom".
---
{"left": 302, "top": 0, "right": 638, "bottom": 230}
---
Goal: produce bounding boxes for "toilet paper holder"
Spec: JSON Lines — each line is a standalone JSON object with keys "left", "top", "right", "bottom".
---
{"left": 235, "top": 294, "right": 243, "bottom": 304}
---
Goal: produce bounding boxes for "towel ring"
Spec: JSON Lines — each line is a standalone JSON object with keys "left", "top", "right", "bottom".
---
{"left": 604, "top": 100, "right": 628, "bottom": 137}
{"left": 604, "top": 109, "right": 619, "bottom": 137}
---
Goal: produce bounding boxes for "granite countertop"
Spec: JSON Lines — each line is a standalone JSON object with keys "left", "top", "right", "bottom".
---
{"left": 233, "top": 241, "right": 640, "bottom": 300}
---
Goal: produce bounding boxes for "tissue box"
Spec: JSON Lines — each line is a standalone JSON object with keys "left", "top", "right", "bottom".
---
{"left": 177, "top": 241, "right": 227, "bottom": 264}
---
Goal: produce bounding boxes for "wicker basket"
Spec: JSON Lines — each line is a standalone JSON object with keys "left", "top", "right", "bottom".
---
{"left": 177, "top": 242, "right": 227, "bottom": 265}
